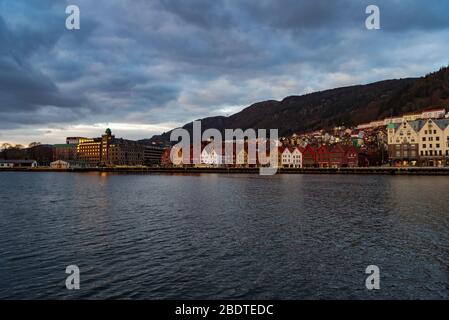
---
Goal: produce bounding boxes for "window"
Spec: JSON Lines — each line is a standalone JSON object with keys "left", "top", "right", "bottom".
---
{"left": 422, "top": 137, "right": 426, "bottom": 141}
{"left": 422, "top": 144, "right": 426, "bottom": 148}
{"left": 436, "top": 144, "right": 440, "bottom": 148}
{"left": 436, "top": 137, "right": 440, "bottom": 141}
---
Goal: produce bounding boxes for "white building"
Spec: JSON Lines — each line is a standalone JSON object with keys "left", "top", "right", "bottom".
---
{"left": 281, "top": 147, "right": 292, "bottom": 167}
{"left": 200, "top": 146, "right": 224, "bottom": 167}
{"left": 422, "top": 109, "right": 446, "bottom": 120}
{"left": 0, "top": 160, "right": 38, "bottom": 168}
{"left": 50, "top": 160, "right": 89, "bottom": 169}
{"left": 291, "top": 147, "right": 303, "bottom": 168}
{"left": 280, "top": 147, "right": 303, "bottom": 168}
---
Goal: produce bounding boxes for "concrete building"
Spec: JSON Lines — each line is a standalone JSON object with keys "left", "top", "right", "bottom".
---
{"left": 76, "top": 129, "right": 144, "bottom": 166}
{"left": 143, "top": 145, "right": 165, "bottom": 166}
{"left": 53, "top": 144, "right": 78, "bottom": 161}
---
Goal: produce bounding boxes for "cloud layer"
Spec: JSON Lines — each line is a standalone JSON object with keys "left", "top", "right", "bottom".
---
{"left": 1, "top": 0, "right": 449, "bottom": 144}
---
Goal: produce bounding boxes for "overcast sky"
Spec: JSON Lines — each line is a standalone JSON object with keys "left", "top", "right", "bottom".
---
{"left": 1, "top": 0, "right": 449, "bottom": 145}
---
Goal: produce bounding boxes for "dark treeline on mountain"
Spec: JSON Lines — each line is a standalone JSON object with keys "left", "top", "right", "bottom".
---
{"left": 148, "top": 65, "right": 449, "bottom": 143}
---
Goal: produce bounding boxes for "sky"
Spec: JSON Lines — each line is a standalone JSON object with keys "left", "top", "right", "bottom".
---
{"left": 1, "top": 0, "right": 449, "bottom": 145}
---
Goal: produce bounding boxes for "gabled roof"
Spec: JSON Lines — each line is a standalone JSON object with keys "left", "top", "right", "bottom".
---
{"left": 316, "top": 144, "right": 330, "bottom": 152}
{"left": 434, "top": 119, "right": 449, "bottom": 130}
{"left": 407, "top": 120, "right": 426, "bottom": 133}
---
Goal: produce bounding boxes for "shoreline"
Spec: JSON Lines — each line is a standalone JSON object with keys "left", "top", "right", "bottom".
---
{"left": 2, "top": 167, "right": 449, "bottom": 175}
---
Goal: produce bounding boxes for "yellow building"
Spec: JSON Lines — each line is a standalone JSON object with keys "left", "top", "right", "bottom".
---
{"left": 418, "top": 119, "right": 448, "bottom": 166}
{"left": 387, "top": 122, "right": 419, "bottom": 166}
{"left": 76, "top": 129, "right": 144, "bottom": 166}
{"left": 388, "top": 119, "right": 449, "bottom": 166}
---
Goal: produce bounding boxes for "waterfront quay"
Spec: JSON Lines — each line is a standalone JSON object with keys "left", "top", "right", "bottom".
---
{"left": 2, "top": 166, "right": 449, "bottom": 175}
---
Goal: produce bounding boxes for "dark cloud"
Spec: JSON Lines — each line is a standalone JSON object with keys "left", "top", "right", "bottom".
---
{"left": 0, "top": 0, "right": 449, "bottom": 142}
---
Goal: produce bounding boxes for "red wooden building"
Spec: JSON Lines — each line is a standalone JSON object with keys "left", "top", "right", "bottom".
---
{"left": 301, "top": 145, "right": 316, "bottom": 167}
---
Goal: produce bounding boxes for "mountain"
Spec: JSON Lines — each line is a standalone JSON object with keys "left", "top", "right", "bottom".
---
{"left": 149, "top": 65, "right": 449, "bottom": 142}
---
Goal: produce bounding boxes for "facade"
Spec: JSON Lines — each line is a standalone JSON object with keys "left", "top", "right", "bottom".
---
{"left": 236, "top": 148, "right": 248, "bottom": 167}
{"left": 66, "top": 137, "right": 89, "bottom": 144}
{"left": 76, "top": 129, "right": 144, "bottom": 166}
{"left": 50, "top": 160, "right": 90, "bottom": 169}
{"left": 387, "top": 119, "right": 449, "bottom": 166}
{"left": 280, "top": 147, "right": 292, "bottom": 168}
{"left": 143, "top": 145, "right": 165, "bottom": 166}
{"left": 387, "top": 122, "right": 420, "bottom": 166}
{"left": 0, "top": 160, "right": 38, "bottom": 168}
{"left": 421, "top": 109, "right": 446, "bottom": 120}
{"left": 160, "top": 148, "right": 172, "bottom": 167}
{"left": 316, "top": 145, "right": 330, "bottom": 168}
{"left": 291, "top": 147, "right": 302, "bottom": 168}
{"left": 53, "top": 144, "right": 78, "bottom": 161}
{"left": 329, "top": 144, "right": 346, "bottom": 168}
{"left": 302, "top": 145, "right": 316, "bottom": 168}
{"left": 279, "top": 147, "right": 302, "bottom": 168}
{"left": 345, "top": 145, "right": 366, "bottom": 167}
{"left": 417, "top": 119, "right": 449, "bottom": 166}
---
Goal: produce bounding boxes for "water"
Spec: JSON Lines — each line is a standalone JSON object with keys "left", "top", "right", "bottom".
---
{"left": 0, "top": 172, "right": 448, "bottom": 299}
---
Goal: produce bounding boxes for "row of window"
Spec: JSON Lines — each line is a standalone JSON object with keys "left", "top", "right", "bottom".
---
{"left": 422, "top": 144, "right": 441, "bottom": 149}
{"left": 422, "top": 136, "right": 440, "bottom": 141}
{"left": 421, "top": 150, "right": 449, "bottom": 156}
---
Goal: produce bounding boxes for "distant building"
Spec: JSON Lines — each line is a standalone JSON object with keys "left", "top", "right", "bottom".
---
{"left": 0, "top": 160, "right": 38, "bottom": 168}
{"left": 143, "top": 145, "right": 165, "bottom": 166}
{"left": 301, "top": 145, "right": 317, "bottom": 168}
{"left": 53, "top": 144, "right": 78, "bottom": 161}
{"left": 50, "top": 160, "right": 90, "bottom": 169}
{"left": 316, "top": 145, "right": 331, "bottom": 168}
{"left": 280, "top": 147, "right": 292, "bottom": 168}
{"left": 76, "top": 129, "right": 144, "bottom": 166}
{"left": 387, "top": 119, "right": 449, "bottom": 166}
{"left": 421, "top": 108, "right": 446, "bottom": 120}
{"left": 66, "top": 137, "right": 89, "bottom": 144}
{"left": 387, "top": 122, "right": 420, "bottom": 166}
